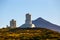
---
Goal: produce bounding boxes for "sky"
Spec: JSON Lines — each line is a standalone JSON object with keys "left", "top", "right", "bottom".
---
{"left": 0, "top": 0, "right": 60, "bottom": 28}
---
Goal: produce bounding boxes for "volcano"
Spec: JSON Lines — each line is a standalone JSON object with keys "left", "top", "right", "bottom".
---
{"left": 32, "top": 17, "right": 60, "bottom": 32}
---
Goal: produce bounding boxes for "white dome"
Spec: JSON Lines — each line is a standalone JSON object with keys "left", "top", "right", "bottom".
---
{"left": 31, "top": 24, "right": 35, "bottom": 28}
{"left": 20, "top": 24, "right": 35, "bottom": 28}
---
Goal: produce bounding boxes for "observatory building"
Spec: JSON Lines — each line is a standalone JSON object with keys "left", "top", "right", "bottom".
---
{"left": 20, "top": 13, "right": 35, "bottom": 28}
{"left": 10, "top": 19, "right": 16, "bottom": 28}
{"left": 6, "top": 19, "right": 16, "bottom": 28}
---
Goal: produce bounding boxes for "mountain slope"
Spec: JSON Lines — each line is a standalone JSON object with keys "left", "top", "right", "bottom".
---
{"left": 32, "top": 17, "right": 60, "bottom": 32}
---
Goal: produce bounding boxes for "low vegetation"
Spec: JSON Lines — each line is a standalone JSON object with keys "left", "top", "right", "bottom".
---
{"left": 0, "top": 28, "right": 60, "bottom": 40}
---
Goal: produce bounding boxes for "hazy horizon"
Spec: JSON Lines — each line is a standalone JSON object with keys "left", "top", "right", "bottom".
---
{"left": 0, "top": 0, "right": 60, "bottom": 28}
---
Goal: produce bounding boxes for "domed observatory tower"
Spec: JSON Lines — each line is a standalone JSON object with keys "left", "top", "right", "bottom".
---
{"left": 20, "top": 13, "right": 35, "bottom": 28}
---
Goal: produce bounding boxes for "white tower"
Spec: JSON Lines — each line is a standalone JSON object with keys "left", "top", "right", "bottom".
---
{"left": 25, "top": 13, "right": 32, "bottom": 24}
{"left": 20, "top": 13, "right": 35, "bottom": 28}
{"left": 10, "top": 19, "right": 16, "bottom": 28}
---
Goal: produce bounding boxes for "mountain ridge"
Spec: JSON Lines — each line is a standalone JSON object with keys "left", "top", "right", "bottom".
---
{"left": 32, "top": 17, "right": 60, "bottom": 32}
